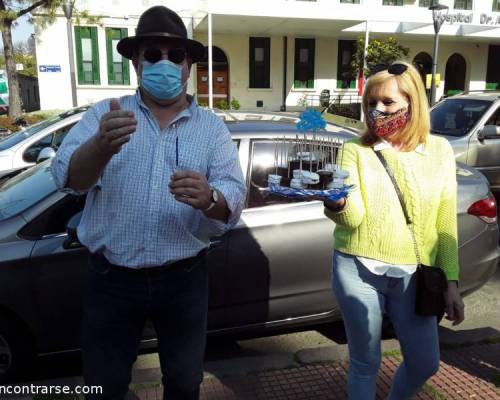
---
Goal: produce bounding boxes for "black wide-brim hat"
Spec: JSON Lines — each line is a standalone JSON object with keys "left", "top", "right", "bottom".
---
{"left": 117, "top": 5, "right": 204, "bottom": 63}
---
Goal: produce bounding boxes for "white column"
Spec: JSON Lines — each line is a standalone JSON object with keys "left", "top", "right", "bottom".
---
{"left": 360, "top": 20, "right": 369, "bottom": 122}
{"left": 208, "top": 12, "right": 213, "bottom": 109}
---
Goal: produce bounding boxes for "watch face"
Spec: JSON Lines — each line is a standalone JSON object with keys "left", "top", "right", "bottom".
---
{"left": 211, "top": 188, "right": 219, "bottom": 203}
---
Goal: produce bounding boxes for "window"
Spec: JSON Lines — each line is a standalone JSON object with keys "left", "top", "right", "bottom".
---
{"left": 419, "top": 0, "right": 431, "bottom": 6}
{"left": 294, "top": 39, "right": 315, "bottom": 89}
{"left": 486, "top": 45, "right": 500, "bottom": 90}
{"left": 454, "top": 0, "right": 472, "bottom": 9}
{"left": 75, "top": 26, "right": 100, "bottom": 85}
{"left": 340, "top": 0, "right": 360, "bottom": 3}
{"left": 494, "top": 0, "right": 500, "bottom": 11}
{"left": 247, "top": 139, "right": 340, "bottom": 208}
{"left": 430, "top": 99, "right": 492, "bottom": 137}
{"left": 337, "top": 40, "right": 356, "bottom": 89}
{"left": 383, "top": 0, "right": 403, "bottom": 5}
{"left": 106, "top": 28, "right": 130, "bottom": 85}
{"left": 486, "top": 108, "right": 500, "bottom": 127}
{"left": 22, "top": 123, "right": 76, "bottom": 163}
{"left": 249, "top": 37, "right": 270, "bottom": 89}
{"left": 248, "top": 140, "right": 300, "bottom": 208}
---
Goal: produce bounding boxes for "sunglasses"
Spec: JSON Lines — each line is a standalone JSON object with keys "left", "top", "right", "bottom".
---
{"left": 142, "top": 47, "right": 187, "bottom": 64}
{"left": 368, "top": 63, "right": 408, "bottom": 78}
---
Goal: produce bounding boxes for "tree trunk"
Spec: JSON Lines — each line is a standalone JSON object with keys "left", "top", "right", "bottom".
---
{"left": 1, "top": 19, "right": 22, "bottom": 120}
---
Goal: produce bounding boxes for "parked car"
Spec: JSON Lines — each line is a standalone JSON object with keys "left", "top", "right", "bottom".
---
{"left": 430, "top": 90, "right": 500, "bottom": 194}
{"left": 0, "top": 114, "right": 498, "bottom": 383}
{"left": 0, "top": 106, "right": 89, "bottom": 178}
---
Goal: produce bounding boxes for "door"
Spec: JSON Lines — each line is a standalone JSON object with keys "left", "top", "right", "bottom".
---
{"left": 24, "top": 194, "right": 89, "bottom": 353}
{"left": 221, "top": 139, "right": 338, "bottom": 329}
{"left": 197, "top": 67, "right": 229, "bottom": 107}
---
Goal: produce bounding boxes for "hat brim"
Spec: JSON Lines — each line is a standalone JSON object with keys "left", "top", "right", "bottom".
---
{"left": 117, "top": 35, "right": 205, "bottom": 63}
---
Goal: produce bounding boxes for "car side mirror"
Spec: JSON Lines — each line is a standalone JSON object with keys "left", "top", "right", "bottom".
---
{"left": 63, "top": 211, "right": 83, "bottom": 250}
{"left": 36, "top": 147, "right": 56, "bottom": 163}
{"left": 478, "top": 125, "right": 500, "bottom": 140}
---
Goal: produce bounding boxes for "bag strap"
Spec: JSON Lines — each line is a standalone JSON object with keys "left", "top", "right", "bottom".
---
{"left": 373, "top": 150, "right": 421, "bottom": 265}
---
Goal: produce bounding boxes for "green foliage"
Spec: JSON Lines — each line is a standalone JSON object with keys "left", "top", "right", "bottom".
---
{"left": 351, "top": 36, "right": 410, "bottom": 77}
{"left": 0, "top": 53, "right": 37, "bottom": 77}
{"left": 230, "top": 97, "right": 240, "bottom": 110}
{"left": 0, "top": 113, "right": 48, "bottom": 133}
{"left": 215, "top": 99, "right": 229, "bottom": 110}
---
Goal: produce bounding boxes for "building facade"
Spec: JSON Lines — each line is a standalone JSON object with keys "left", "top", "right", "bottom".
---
{"left": 34, "top": 0, "right": 500, "bottom": 111}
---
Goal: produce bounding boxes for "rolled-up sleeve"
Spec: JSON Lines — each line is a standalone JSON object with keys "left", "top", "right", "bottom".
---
{"left": 205, "top": 119, "right": 247, "bottom": 235}
{"left": 51, "top": 106, "right": 101, "bottom": 195}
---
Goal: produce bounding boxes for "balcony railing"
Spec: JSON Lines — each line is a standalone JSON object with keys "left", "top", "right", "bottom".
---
{"left": 454, "top": 0, "right": 473, "bottom": 9}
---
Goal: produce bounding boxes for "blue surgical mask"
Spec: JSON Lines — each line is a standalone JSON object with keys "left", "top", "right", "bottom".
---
{"left": 140, "top": 60, "right": 184, "bottom": 101}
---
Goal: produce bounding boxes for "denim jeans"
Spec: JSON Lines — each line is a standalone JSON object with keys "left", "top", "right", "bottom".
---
{"left": 331, "top": 251, "right": 440, "bottom": 400}
{"left": 81, "top": 253, "right": 208, "bottom": 400}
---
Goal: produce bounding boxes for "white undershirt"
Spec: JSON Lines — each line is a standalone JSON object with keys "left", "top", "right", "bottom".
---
{"left": 356, "top": 139, "right": 426, "bottom": 278}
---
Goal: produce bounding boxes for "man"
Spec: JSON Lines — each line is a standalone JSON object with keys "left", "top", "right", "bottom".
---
{"left": 51, "top": 6, "right": 246, "bottom": 400}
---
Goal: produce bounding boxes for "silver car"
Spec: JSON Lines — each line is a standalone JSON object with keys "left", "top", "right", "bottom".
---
{"left": 0, "top": 107, "right": 89, "bottom": 178}
{"left": 0, "top": 114, "right": 498, "bottom": 382}
{"left": 431, "top": 90, "right": 500, "bottom": 193}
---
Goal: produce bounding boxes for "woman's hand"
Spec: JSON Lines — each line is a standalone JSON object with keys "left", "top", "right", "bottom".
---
{"left": 444, "top": 282, "right": 465, "bottom": 326}
{"left": 323, "top": 197, "right": 346, "bottom": 212}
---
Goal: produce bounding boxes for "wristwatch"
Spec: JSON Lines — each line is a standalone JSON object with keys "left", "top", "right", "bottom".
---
{"left": 203, "top": 187, "right": 219, "bottom": 212}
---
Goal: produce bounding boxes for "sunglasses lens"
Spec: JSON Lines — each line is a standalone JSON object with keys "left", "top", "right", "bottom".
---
{"left": 143, "top": 48, "right": 162, "bottom": 64}
{"left": 388, "top": 64, "right": 408, "bottom": 75}
{"left": 169, "top": 48, "right": 187, "bottom": 64}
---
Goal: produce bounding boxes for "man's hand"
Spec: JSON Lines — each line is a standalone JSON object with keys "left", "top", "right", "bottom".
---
{"left": 444, "top": 282, "right": 465, "bottom": 326}
{"left": 169, "top": 170, "right": 211, "bottom": 210}
{"left": 94, "top": 99, "right": 137, "bottom": 156}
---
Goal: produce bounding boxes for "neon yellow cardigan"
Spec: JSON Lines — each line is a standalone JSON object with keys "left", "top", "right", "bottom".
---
{"left": 325, "top": 135, "right": 459, "bottom": 281}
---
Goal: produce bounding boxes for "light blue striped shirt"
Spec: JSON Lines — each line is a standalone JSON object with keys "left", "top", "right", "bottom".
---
{"left": 51, "top": 92, "right": 246, "bottom": 268}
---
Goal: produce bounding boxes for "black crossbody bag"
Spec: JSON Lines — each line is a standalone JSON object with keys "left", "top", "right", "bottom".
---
{"left": 374, "top": 150, "right": 447, "bottom": 319}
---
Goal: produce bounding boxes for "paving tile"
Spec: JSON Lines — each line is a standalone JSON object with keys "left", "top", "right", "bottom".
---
{"left": 134, "top": 343, "right": 500, "bottom": 400}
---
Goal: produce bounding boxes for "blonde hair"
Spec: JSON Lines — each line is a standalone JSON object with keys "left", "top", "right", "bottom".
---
{"left": 361, "top": 61, "right": 430, "bottom": 151}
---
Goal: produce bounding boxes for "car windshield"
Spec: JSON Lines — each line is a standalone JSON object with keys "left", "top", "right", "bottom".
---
{"left": 0, "top": 160, "right": 56, "bottom": 221}
{"left": 431, "top": 99, "right": 492, "bottom": 137}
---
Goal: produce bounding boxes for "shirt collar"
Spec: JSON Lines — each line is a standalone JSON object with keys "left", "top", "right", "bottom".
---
{"left": 373, "top": 138, "right": 427, "bottom": 155}
{"left": 134, "top": 90, "right": 196, "bottom": 121}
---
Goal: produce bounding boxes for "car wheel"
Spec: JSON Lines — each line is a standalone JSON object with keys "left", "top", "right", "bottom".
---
{"left": 0, "top": 315, "right": 36, "bottom": 383}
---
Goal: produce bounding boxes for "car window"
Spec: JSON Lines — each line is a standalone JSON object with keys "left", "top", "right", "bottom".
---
{"left": 0, "top": 114, "right": 69, "bottom": 152}
{"left": 247, "top": 139, "right": 337, "bottom": 209}
{"left": 431, "top": 99, "right": 492, "bottom": 137}
{"left": 53, "top": 123, "right": 76, "bottom": 150}
{"left": 0, "top": 160, "right": 57, "bottom": 222}
{"left": 485, "top": 107, "right": 500, "bottom": 127}
{"left": 23, "top": 133, "right": 54, "bottom": 163}
{"left": 19, "top": 194, "right": 86, "bottom": 238}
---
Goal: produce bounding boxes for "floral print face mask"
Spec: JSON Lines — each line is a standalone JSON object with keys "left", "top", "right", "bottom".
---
{"left": 366, "top": 107, "right": 410, "bottom": 139}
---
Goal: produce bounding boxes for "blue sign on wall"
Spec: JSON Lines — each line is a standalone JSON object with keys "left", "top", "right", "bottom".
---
{"left": 39, "top": 65, "right": 62, "bottom": 73}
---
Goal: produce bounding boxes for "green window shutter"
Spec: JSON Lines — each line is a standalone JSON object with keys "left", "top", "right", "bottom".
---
{"left": 91, "top": 27, "right": 100, "bottom": 85}
{"left": 106, "top": 28, "right": 114, "bottom": 84}
{"left": 74, "top": 27, "right": 84, "bottom": 84}
{"left": 121, "top": 28, "right": 130, "bottom": 85}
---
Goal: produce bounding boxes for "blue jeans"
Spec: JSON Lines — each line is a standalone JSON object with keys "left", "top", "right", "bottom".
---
{"left": 81, "top": 252, "right": 208, "bottom": 400}
{"left": 331, "top": 251, "right": 440, "bottom": 400}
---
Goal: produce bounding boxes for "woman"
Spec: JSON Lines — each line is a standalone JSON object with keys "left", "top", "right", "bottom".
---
{"left": 324, "top": 61, "right": 464, "bottom": 399}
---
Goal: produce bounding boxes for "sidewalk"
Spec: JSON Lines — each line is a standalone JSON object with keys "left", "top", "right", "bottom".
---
{"left": 129, "top": 340, "right": 500, "bottom": 400}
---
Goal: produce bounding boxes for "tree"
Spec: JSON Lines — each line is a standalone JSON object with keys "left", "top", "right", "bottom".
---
{"left": 351, "top": 36, "right": 410, "bottom": 78}
{"left": 0, "top": 0, "right": 65, "bottom": 119}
